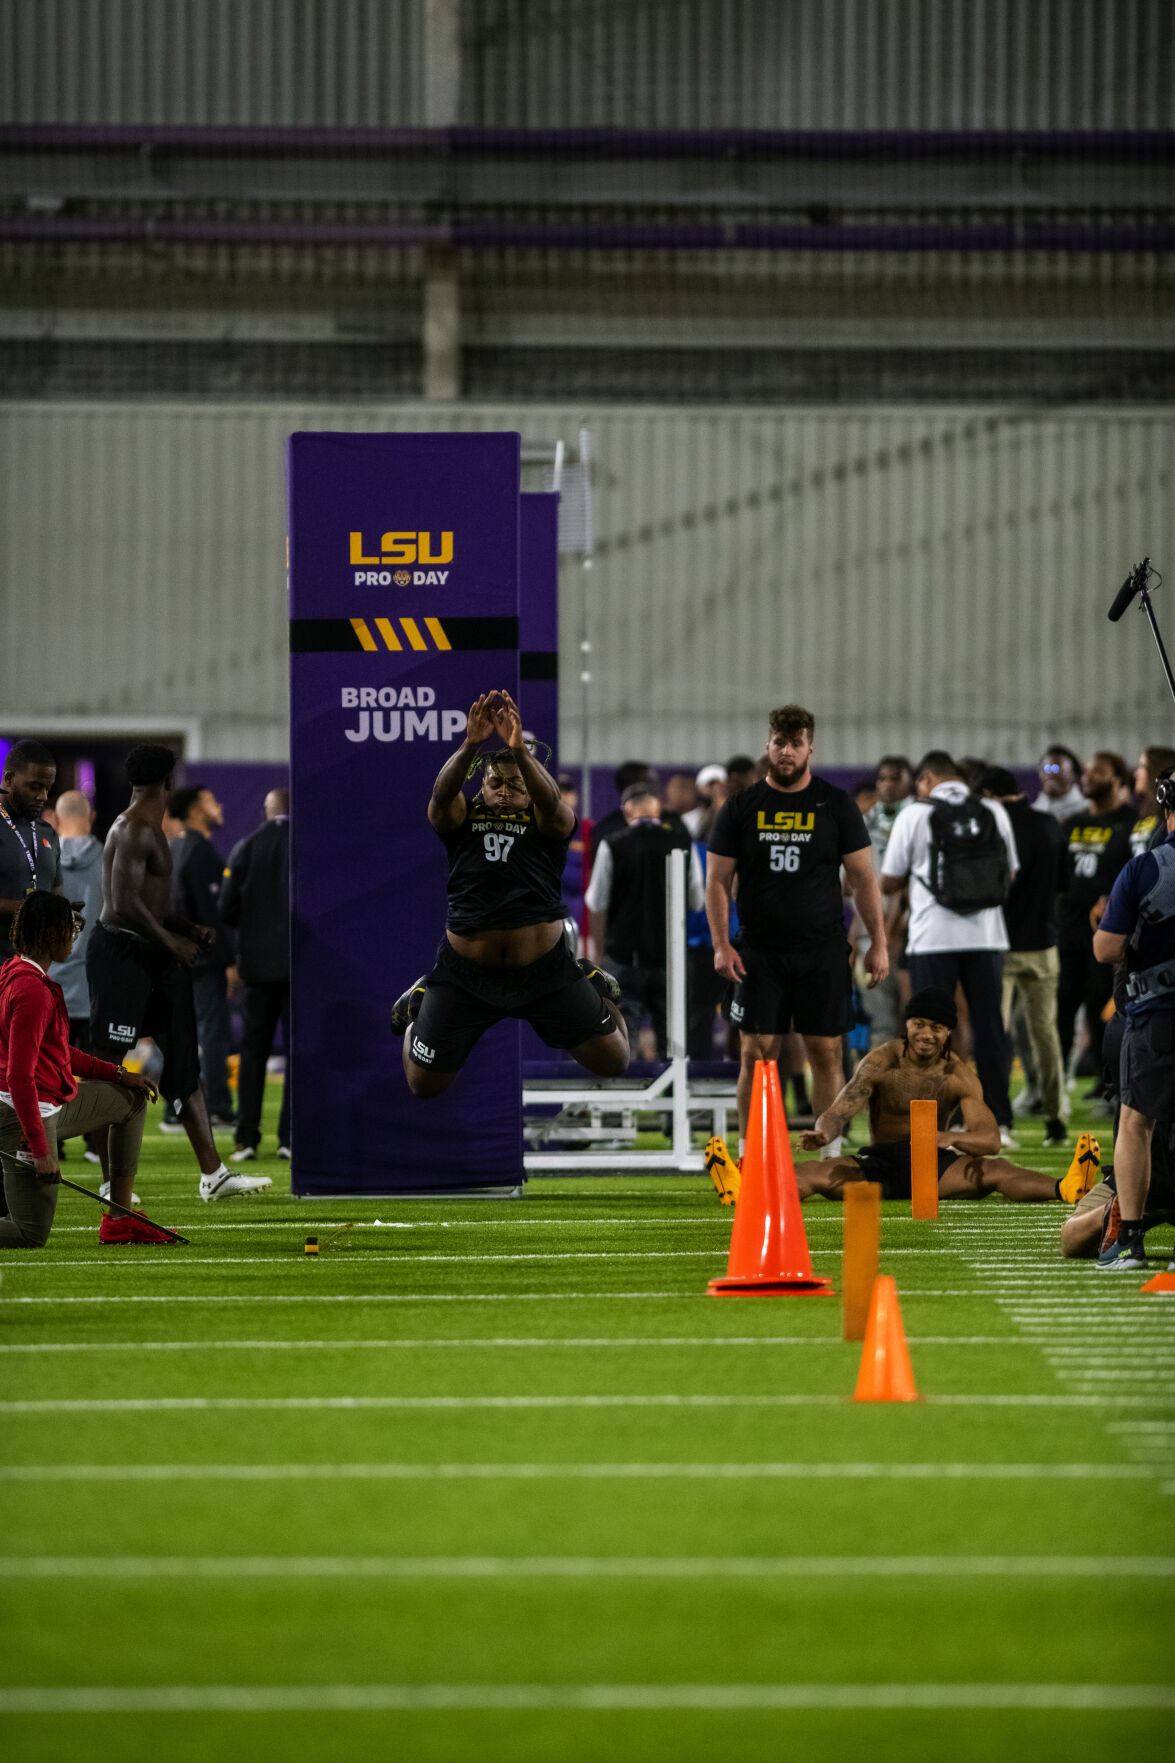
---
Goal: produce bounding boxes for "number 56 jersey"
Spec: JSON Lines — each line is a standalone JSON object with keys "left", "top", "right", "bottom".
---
{"left": 440, "top": 797, "right": 573, "bottom": 934}
{"left": 708, "top": 777, "right": 870, "bottom": 950}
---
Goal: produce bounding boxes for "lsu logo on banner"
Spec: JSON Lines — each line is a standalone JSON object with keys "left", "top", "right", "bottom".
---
{"left": 351, "top": 531, "right": 453, "bottom": 587}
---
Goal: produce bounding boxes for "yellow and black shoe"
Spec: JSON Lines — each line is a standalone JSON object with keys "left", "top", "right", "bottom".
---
{"left": 389, "top": 976, "right": 427, "bottom": 1037}
{"left": 704, "top": 1136, "right": 741, "bottom": 1206}
{"left": 577, "top": 958, "right": 622, "bottom": 1006}
{"left": 1059, "top": 1132, "right": 1101, "bottom": 1205}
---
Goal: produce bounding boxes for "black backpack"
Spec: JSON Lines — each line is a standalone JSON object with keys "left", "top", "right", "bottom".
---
{"left": 926, "top": 795, "right": 1010, "bottom": 914}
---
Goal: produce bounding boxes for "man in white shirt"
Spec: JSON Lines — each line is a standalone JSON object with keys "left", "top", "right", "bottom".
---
{"left": 881, "top": 750, "right": 1019, "bottom": 1140}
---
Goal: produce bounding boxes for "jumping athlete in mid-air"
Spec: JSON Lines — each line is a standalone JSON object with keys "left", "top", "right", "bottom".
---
{"left": 392, "top": 692, "right": 629, "bottom": 1095}
{"left": 796, "top": 987, "right": 1091, "bottom": 1205}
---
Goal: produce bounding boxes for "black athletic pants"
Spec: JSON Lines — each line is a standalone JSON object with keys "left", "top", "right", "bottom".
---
{"left": 907, "top": 949, "right": 1012, "bottom": 1128}
{"left": 1056, "top": 944, "right": 1114, "bottom": 1081}
{"left": 235, "top": 980, "right": 290, "bottom": 1151}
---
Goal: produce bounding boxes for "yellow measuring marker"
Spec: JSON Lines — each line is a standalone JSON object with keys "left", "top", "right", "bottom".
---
{"left": 303, "top": 1222, "right": 355, "bottom": 1255}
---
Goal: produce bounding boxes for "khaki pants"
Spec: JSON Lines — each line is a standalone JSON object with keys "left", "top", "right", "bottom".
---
{"left": 1001, "top": 947, "right": 1067, "bottom": 1122}
{"left": 0, "top": 1080, "right": 147, "bottom": 1249}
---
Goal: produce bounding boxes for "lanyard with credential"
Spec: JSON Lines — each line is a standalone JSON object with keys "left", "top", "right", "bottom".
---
{"left": 0, "top": 804, "right": 39, "bottom": 888}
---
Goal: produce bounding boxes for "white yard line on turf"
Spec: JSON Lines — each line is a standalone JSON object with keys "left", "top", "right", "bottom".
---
{"left": 4, "top": 1393, "right": 1173, "bottom": 1412}
{"left": 9, "top": 1247, "right": 1027, "bottom": 1268}
{"left": 0, "top": 1291, "right": 980, "bottom": 1304}
{"left": 0, "top": 1335, "right": 1014, "bottom": 1352}
{"left": 2, "top": 1554, "right": 1171, "bottom": 1579}
{"left": 2, "top": 1683, "right": 1172, "bottom": 1714}
{"left": 0, "top": 1461, "right": 1154, "bottom": 1483}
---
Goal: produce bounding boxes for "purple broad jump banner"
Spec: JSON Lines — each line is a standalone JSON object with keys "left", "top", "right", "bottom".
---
{"left": 288, "top": 431, "right": 524, "bottom": 1194}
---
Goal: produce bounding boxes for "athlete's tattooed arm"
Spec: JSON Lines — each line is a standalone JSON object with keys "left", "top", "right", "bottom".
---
{"left": 799, "top": 1048, "right": 889, "bottom": 1150}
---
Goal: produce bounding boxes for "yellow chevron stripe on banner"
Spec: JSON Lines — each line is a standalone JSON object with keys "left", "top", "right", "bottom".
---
{"left": 374, "top": 618, "right": 403, "bottom": 652}
{"left": 424, "top": 618, "right": 451, "bottom": 650}
{"left": 400, "top": 617, "right": 429, "bottom": 652}
{"left": 349, "top": 617, "right": 378, "bottom": 652}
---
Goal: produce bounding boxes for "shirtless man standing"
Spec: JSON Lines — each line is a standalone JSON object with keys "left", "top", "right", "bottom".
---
{"left": 796, "top": 987, "right": 1082, "bottom": 1204}
{"left": 86, "top": 745, "right": 269, "bottom": 1201}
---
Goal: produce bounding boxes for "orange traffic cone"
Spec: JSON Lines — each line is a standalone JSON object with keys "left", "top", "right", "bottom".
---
{"left": 1140, "top": 1272, "right": 1175, "bottom": 1293}
{"left": 708, "top": 1060, "right": 834, "bottom": 1296}
{"left": 853, "top": 1275, "right": 920, "bottom": 1402}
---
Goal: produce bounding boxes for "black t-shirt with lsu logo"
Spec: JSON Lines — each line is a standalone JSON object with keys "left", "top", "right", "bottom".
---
{"left": 708, "top": 777, "right": 869, "bottom": 950}
{"left": 440, "top": 797, "right": 572, "bottom": 935}
{"left": 1055, "top": 803, "right": 1135, "bottom": 952}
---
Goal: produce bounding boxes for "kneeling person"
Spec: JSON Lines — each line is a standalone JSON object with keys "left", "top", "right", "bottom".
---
{"left": 797, "top": 987, "right": 1065, "bottom": 1203}
{"left": 397, "top": 692, "right": 629, "bottom": 1096}
{"left": 0, "top": 893, "right": 162, "bottom": 1246}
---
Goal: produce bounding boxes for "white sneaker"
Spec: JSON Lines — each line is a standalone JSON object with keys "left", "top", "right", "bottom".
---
{"left": 84, "top": 1150, "right": 101, "bottom": 1164}
{"left": 229, "top": 1145, "right": 257, "bottom": 1163}
{"left": 199, "top": 1171, "right": 272, "bottom": 1201}
{"left": 1011, "top": 1089, "right": 1040, "bottom": 1118}
{"left": 99, "top": 1181, "right": 141, "bottom": 1205}
{"left": 999, "top": 1127, "right": 1020, "bottom": 1151}
{"left": 276, "top": 1145, "right": 291, "bottom": 1160}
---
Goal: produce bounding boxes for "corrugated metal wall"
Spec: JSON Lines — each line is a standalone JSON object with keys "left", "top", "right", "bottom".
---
{"left": 466, "top": 0, "right": 1173, "bottom": 129}
{"left": 4, "top": 0, "right": 1170, "bottom": 129}
{"left": 1, "top": 402, "right": 1170, "bottom": 765}
{"left": 1, "top": 0, "right": 426, "bottom": 125}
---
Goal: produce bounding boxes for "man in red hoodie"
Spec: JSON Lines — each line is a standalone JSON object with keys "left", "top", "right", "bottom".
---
{"left": 0, "top": 892, "right": 162, "bottom": 1246}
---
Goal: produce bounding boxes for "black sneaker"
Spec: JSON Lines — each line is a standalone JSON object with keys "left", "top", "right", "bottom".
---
{"left": 1042, "top": 1118, "right": 1068, "bottom": 1147}
{"left": 578, "top": 958, "right": 622, "bottom": 1006}
{"left": 1096, "top": 1231, "right": 1148, "bottom": 1273}
{"left": 390, "top": 976, "right": 427, "bottom": 1036}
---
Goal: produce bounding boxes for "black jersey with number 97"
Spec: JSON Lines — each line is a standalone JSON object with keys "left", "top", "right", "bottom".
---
{"left": 440, "top": 798, "right": 573, "bottom": 934}
{"left": 708, "top": 777, "right": 869, "bottom": 949}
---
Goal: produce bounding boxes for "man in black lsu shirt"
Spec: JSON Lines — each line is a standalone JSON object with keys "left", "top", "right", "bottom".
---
{"left": 706, "top": 704, "right": 889, "bottom": 1150}
{"left": 393, "top": 691, "right": 628, "bottom": 1096}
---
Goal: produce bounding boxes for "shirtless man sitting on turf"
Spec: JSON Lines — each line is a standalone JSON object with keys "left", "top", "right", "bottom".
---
{"left": 796, "top": 987, "right": 1081, "bottom": 1204}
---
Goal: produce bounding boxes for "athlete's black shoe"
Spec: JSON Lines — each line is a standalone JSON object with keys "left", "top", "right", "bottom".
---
{"left": 578, "top": 958, "right": 622, "bottom": 1006}
{"left": 389, "top": 976, "right": 427, "bottom": 1037}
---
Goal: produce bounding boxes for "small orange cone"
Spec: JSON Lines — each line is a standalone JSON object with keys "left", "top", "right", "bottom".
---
{"left": 708, "top": 1060, "right": 834, "bottom": 1296}
{"left": 1140, "top": 1272, "right": 1175, "bottom": 1293}
{"left": 853, "top": 1275, "right": 920, "bottom": 1402}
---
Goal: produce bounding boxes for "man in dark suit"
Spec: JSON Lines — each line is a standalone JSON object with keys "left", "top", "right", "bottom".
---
{"left": 221, "top": 789, "right": 290, "bottom": 1161}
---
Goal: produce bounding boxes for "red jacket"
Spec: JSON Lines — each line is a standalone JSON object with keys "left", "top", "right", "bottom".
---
{"left": 0, "top": 956, "right": 122, "bottom": 1158}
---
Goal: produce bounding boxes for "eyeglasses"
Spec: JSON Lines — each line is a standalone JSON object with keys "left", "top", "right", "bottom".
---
{"left": 1039, "top": 763, "right": 1065, "bottom": 775}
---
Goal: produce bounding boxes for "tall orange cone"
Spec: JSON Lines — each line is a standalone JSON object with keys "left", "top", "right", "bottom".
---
{"left": 853, "top": 1274, "right": 920, "bottom": 1401}
{"left": 708, "top": 1060, "right": 834, "bottom": 1296}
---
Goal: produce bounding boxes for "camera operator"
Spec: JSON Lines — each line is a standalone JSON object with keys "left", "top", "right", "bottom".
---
{"left": 1091, "top": 767, "right": 1175, "bottom": 1271}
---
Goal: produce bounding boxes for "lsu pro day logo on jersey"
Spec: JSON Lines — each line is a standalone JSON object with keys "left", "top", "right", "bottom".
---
{"left": 757, "top": 807, "right": 816, "bottom": 874}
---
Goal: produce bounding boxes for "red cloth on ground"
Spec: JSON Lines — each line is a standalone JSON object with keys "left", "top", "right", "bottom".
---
{"left": 0, "top": 956, "right": 122, "bottom": 1157}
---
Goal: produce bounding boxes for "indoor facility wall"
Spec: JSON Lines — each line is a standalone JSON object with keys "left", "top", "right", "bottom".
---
{"left": 1, "top": 400, "right": 1170, "bottom": 766}
{"left": 3, "top": 0, "right": 1168, "bottom": 131}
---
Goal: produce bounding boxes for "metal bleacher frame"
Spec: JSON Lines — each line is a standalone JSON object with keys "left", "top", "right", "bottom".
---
{"left": 522, "top": 848, "right": 738, "bottom": 1173}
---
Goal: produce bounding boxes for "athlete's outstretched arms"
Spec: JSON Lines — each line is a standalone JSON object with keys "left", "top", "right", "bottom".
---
{"left": 428, "top": 697, "right": 496, "bottom": 832}
{"left": 490, "top": 692, "right": 574, "bottom": 839}
{"left": 799, "top": 1048, "right": 888, "bottom": 1150}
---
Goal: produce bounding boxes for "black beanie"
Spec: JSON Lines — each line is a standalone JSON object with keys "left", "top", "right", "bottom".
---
{"left": 904, "top": 987, "right": 958, "bottom": 1031}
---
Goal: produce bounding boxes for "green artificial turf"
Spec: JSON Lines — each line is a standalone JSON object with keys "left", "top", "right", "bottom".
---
{"left": 1, "top": 1082, "right": 1173, "bottom": 1763}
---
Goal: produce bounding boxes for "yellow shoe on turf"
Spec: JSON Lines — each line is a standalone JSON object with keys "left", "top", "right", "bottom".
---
{"left": 704, "top": 1136, "right": 740, "bottom": 1206}
{"left": 1059, "top": 1132, "right": 1101, "bottom": 1205}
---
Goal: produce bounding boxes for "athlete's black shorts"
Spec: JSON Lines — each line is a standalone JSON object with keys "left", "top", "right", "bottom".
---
{"left": 86, "top": 922, "right": 201, "bottom": 1114}
{"left": 1119, "top": 1012, "right": 1175, "bottom": 1122}
{"left": 850, "top": 1140, "right": 958, "bottom": 1201}
{"left": 728, "top": 938, "right": 852, "bottom": 1038}
{"left": 408, "top": 935, "right": 617, "bottom": 1073}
